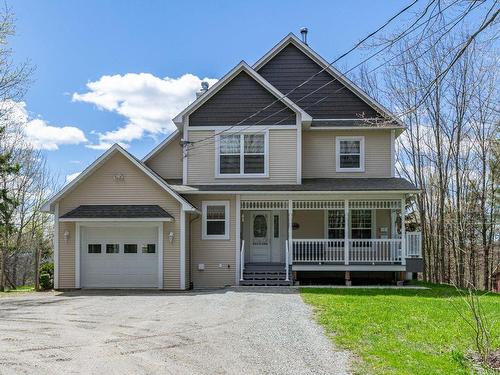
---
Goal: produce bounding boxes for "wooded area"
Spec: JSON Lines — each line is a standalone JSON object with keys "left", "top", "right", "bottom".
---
{"left": 358, "top": 4, "right": 499, "bottom": 290}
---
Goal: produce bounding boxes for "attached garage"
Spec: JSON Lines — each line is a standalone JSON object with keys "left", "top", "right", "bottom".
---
{"left": 60, "top": 204, "right": 173, "bottom": 289}
{"left": 80, "top": 225, "right": 160, "bottom": 288}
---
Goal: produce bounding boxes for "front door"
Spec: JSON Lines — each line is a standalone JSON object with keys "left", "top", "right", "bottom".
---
{"left": 250, "top": 211, "right": 271, "bottom": 262}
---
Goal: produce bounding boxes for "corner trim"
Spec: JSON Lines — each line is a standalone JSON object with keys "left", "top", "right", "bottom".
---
{"left": 54, "top": 203, "right": 59, "bottom": 289}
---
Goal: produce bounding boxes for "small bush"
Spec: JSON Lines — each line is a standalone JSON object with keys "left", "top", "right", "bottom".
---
{"left": 39, "top": 263, "right": 54, "bottom": 278}
{"left": 39, "top": 273, "right": 52, "bottom": 290}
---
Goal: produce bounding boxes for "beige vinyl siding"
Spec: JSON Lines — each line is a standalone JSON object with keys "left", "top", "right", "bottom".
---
{"left": 376, "top": 209, "right": 392, "bottom": 238}
{"left": 187, "top": 128, "right": 297, "bottom": 184}
{"left": 189, "top": 194, "right": 236, "bottom": 288}
{"left": 145, "top": 133, "right": 183, "bottom": 179}
{"left": 58, "top": 221, "right": 75, "bottom": 288}
{"left": 293, "top": 210, "right": 325, "bottom": 239}
{"left": 58, "top": 152, "right": 182, "bottom": 290}
{"left": 302, "top": 130, "right": 392, "bottom": 178}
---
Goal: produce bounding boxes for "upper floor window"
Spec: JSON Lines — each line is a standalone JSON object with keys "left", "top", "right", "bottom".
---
{"left": 202, "top": 201, "right": 230, "bottom": 240}
{"left": 217, "top": 133, "right": 267, "bottom": 177}
{"left": 336, "top": 136, "right": 365, "bottom": 172}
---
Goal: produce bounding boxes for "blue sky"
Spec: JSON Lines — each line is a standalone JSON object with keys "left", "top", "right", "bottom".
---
{"left": 10, "top": 0, "right": 408, "bottom": 184}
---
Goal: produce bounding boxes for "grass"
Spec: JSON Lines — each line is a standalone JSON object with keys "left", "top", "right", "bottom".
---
{"left": 0, "top": 285, "right": 35, "bottom": 296}
{"left": 301, "top": 282, "right": 500, "bottom": 375}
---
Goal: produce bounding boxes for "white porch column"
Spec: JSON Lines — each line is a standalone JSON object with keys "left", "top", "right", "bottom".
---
{"left": 54, "top": 203, "right": 59, "bottom": 289}
{"left": 401, "top": 197, "right": 406, "bottom": 266}
{"left": 288, "top": 200, "right": 293, "bottom": 264}
{"left": 235, "top": 195, "right": 241, "bottom": 285}
{"left": 344, "top": 199, "right": 349, "bottom": 265}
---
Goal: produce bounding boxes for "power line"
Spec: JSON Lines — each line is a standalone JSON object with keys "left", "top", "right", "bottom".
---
{"left": 185, "top": 0, "right": 466, "bottom": 156}
{"left": 181, "top": 0, "right": 421, "bottom": 154}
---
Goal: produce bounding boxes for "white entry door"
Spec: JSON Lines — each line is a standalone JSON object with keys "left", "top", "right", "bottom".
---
{"left": 250, "top": 212, "right": 271, "bottom": 262}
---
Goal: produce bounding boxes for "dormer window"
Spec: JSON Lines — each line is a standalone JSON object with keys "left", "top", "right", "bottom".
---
{"left": 336, "top": 136, "right": 365, "bottom": 172}
{"left": 216, "top": 132, "right": 268, "bottom": 177}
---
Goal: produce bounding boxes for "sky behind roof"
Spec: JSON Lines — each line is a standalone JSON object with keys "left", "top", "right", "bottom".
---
{"left": 10, "top": 0, "right": 409, "bottom": 184}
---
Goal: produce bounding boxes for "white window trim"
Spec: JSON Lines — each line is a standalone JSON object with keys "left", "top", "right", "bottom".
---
{"left": 336, "top": 136, "right": 365, "bottom": 172}
{"left": 215, "top": 131, "right": 269, "bottom": 178}
{"left": 202, "top": 201, "right": 230, "bottom": 240}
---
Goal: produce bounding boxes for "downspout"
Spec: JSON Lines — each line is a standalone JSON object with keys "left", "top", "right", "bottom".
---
{"left": 188, "top": 212, "right": 201, "bottom": 290}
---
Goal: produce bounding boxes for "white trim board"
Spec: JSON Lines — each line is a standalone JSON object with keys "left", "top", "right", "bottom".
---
{"left": 41, "top": 144, "right": 197, "bottom": 213}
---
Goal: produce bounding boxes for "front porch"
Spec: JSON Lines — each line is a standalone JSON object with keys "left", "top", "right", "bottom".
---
{"left": 237, "top": 198, "right": 422, "bottom": 285}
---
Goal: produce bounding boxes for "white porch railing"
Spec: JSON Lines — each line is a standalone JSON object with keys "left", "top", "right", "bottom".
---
{"left": 292, "top": 238, "right": 424, "bottom": 264}
{"left": 293, "top": 239, "right": 345, "bottom": 263}
{"left": 406, "top": 232, "right": 422, "bottom": 257}
{"left": 348, "top": 239, "right": 402, "bottom": 263}
{"left": 240, "top": 240, "right": 245, "bottom": 281}
{"left": 285, "top": 240, "right": 290, "bottom": 281}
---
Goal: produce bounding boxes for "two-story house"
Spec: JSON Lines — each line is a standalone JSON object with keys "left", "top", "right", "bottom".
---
{"left": 43, "top": 33, "right": 422, "bottom": 290}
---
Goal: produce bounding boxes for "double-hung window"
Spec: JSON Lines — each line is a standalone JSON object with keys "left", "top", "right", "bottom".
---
{"left": 218, "top": 133, "right": 267, "bottom": 176}
{"left": 351, "top": 210, "right": 372, "bottom": 239}
{"left": 202, "top": 201, "right": 230, "bottom": 240}
{"left": 336, "top": 136, "right": 365, "bottom": 172}
{"left": 327, "top": 210, "right": 345, "bottom": 239}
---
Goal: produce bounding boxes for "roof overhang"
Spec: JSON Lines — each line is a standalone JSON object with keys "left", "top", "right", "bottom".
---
{"left": 59, "top": 217, "right": 174, "bottom": 222}
{"left": 253, "top": 33, "right": 405, "bottom": 129}
{"left": 42, "top": 144, "right": 197, "bottom": 213}
{"left": 172, "top": 61, "right": 312, "bottom": 128}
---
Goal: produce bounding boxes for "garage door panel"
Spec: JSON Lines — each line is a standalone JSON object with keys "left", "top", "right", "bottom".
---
{"left": 81, "top": 226, "right": 159, "bottom": 288}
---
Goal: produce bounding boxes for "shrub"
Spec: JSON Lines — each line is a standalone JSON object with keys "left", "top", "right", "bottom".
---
{"left": 39, "top": 262, "right": 54, "bottom": 278}
{"left": 39, "top": 273, "right": 52, "bottom": 290}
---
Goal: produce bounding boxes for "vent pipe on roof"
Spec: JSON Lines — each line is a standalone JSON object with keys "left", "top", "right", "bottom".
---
{"left": 300, "top": 27, "right": 308, "bottom": 45}
{"left": 196, "top": 81, "right": 209, "bottom": 98}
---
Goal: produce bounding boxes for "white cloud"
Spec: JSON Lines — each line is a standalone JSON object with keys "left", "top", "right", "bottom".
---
{"left": 72, "top": 73, "right": 217, "bottom": 149}
{"left": 2, "top": 101, "right": 87, "bottom": 150}
{"left": 66, "top": 171, "right": 81, "bottom": 183}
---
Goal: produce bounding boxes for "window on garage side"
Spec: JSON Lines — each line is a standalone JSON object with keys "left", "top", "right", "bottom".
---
{"left": 142, "top": 244, "right": 156, "bottom": 254}
{"left": 202, "top": 201, "right": 230, "bottom": 240}
{"left": 88, "top": 244, "right": 101, "bottom": 253}
{"left": 106, "top": 244, "right": 120, "bottom": 254}
{"left": 124, "top": 244, "right": 138, "bottom": 253}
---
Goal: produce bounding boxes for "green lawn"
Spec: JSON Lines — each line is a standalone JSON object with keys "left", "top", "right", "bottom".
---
{"left": 0, "top": 285, "right": 34, "bottom": 296}
{"left": 301, "top": 283, "right": 500, "bottom": 375}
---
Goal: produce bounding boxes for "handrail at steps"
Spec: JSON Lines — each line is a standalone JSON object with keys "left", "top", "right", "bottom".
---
{"left": 285, "top": 240, "right": 289, "bottom": 281}
{"left": 240, "top": 240, "right": 245, "bottom": 281}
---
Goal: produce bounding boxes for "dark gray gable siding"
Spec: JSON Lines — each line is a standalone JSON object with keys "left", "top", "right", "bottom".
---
{"left": 257, "top": 43, "right": 382, "bottom": 119}
{"left": 189, "top": 71, "right": 296, "bottom": 126}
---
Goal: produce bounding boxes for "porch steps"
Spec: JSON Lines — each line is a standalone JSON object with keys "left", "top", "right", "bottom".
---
{"left": 240, "top": 265, "right": 292, "bottom": 286}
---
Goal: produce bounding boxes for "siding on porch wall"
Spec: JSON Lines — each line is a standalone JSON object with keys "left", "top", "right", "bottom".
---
{"left": 189, "top": 194, "right": 236, "bottom": 288}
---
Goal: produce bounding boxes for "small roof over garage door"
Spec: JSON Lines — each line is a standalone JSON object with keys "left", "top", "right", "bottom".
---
{"left": 59, "top": 205, "right": 174, "bottom": 221}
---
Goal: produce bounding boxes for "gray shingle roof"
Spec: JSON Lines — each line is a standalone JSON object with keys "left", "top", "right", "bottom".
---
{"left": 166, "top": 178, "right": 418, "bottom": 193}
{"left": 60, "top": 205, "right": 173, "bottom": 219}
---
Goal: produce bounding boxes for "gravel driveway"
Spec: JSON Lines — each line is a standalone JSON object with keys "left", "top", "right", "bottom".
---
{"left": 0, "top": 288, "right": 351, "bottom": 374}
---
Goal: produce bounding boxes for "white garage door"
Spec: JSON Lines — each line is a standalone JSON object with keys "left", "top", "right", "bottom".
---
{"left": 81, "top": 226, "right": 159, "bottom": 288}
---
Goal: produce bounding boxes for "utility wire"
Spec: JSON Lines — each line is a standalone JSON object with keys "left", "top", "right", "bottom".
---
{"left": 184, "top": 0, "right": 467, "bottom": 156}
{"left": 181, "top": 0, "right": 420, "bottom": 154}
